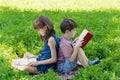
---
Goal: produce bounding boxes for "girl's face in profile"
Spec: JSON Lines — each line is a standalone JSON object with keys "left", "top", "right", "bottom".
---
{"left": 37, "top": 26, "right": 47, "bottom": 36}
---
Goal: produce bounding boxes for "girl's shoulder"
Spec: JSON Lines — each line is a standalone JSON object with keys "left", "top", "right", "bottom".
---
{"left": 49, "top": 36, "right": 55, "bottom": 40}
{"left": 49, "top": 34, "right": 60, "bottom": 41}
{"left": 48, "top": 36, "right": 56, "bottom": 43}
{"left": 46, "top": 34, "right": 60, "bottom": 45}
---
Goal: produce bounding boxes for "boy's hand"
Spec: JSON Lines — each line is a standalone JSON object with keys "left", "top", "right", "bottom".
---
{"left": 72, "top": 37, "right": 79, "bottom": 46}
{"left": 73, "top": 37, "right": 79, "bottom": 43}
{"left": 73, "top": 40, "right": 84, "bottom": 48}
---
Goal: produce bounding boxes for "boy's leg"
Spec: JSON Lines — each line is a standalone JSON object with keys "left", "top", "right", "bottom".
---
{"left": 69, "top": 49, "right": 79, "bottom": 62}
{"left": 77, "top": 48, "right": 88, "bottom": 67}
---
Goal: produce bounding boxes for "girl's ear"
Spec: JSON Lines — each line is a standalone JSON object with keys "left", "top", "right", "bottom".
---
{"left": 44, "top": 25, "right": 48, "bottom": 31}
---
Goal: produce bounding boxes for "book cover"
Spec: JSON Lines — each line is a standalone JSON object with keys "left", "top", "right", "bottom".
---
{"left": 78, "top": 29, "right": 93, "bottom": 48}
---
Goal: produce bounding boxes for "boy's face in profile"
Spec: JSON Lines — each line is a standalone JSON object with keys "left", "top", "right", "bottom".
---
{"left": 68, "top": 28, "right": 76, "bottom": 37}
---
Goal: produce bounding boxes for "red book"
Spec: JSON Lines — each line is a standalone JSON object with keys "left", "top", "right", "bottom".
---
{"left": 78, "top": 29, "right": 93, "bottom": 48}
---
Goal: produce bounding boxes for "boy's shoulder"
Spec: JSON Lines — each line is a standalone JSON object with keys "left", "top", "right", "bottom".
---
{"left": 60, "top": 37, "right": 68, "bottom": 42}
{"left": 60, "top": 37, "right": 72, "bottom": 46}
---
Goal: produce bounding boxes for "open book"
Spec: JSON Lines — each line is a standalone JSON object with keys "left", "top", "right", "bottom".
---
{"left": 12, "top": 58, "right": 36, "bottom": 66}
{"left": 77, "top": 29, "right": 93, "bottom": 48}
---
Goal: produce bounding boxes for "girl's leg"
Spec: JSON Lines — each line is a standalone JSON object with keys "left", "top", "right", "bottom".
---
{"left": 17, "top": 66, "right": 39, "bottom": 74}
{"left": 23, "top": 52, "right": 36, "bottom": 58}
{"left": 77, "top": 48, "right": 88, "bottom": 67}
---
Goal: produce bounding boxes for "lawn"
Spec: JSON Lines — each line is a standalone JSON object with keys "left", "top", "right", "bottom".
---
{"left": 0, "top": 0, "right": 120, "bottom": 80}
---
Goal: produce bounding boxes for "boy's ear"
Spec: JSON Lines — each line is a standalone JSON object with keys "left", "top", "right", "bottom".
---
{"left": 65, "top": 30, "right": 70, "bottom": 33}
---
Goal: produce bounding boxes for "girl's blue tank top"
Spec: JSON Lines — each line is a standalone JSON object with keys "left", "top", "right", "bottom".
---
{"left": 37, "top": 34, "right": 60, "bottom": 61}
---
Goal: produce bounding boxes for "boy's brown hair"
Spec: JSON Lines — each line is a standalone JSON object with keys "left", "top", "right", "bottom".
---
{"left": 60, "top": 18, "right": 77, "bottom": 33}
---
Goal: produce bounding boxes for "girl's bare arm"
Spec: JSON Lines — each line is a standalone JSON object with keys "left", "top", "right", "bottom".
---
{"left": 27, "top": 36, "right": 57, "bottom": 66}
{"left": 38, "top": 36, "right": 57, "bottom": 64}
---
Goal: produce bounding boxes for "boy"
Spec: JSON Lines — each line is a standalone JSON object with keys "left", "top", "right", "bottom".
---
{"left": 57, "top": 18, "right": 100, "bottom": 73}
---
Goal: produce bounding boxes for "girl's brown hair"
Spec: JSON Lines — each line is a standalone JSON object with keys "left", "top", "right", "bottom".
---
{"left": 33, "top": 15, "right": 55, "bottom": 41}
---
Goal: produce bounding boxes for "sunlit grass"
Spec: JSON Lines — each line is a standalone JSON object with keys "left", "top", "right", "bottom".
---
{"left": 114, "top": 37, "right": 120, "bottom": 43}
{"left": 0, "top": 0, "right": 120, "bottom": 11}
{"left": 0, "top": 34, "right": 2, "bottom": 38}
{"left": 0, "top": 0, "right": 120, "bottom": 79}
{"left": 0, "top": 44, "right": 18, "bottom": 58}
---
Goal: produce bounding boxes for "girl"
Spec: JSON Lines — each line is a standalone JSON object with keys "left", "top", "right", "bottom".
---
{"left": 12, "top": 15, "right": 60, "bottom": 74}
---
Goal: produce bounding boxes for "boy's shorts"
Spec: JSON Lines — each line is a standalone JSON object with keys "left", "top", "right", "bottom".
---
{"left": 57, "top": 58, "right": 77, "bottom": 73}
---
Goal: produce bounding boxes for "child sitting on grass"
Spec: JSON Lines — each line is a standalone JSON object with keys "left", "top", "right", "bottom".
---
{"left": 12, "top": 15, "right": 60, "bottom": 74}
{"left": 57, "top": 18, "right": 100, "bottom": 74}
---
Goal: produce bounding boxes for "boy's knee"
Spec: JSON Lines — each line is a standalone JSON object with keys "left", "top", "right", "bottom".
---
{"left": 79, "top": 48, "right": 83, "bottom": 51}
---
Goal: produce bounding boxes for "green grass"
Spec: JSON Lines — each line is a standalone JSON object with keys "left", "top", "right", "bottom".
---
{"left": 0, "top": 0, "right": 120, "bottom": 80}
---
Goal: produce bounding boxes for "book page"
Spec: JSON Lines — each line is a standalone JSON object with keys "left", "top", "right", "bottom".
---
{"left": 12, "top": 58, "right": 36, "bottom": 66}
{"left": 78, "top": 29, "right": 88, "bottom": 42}
{"left": 76, "top": 29, "right": 93, "bottom": 48}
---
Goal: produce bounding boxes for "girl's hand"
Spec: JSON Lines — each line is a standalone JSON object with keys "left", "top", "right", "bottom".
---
{"left": 27, "top": 62, "right": 38, "bottom": 67}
